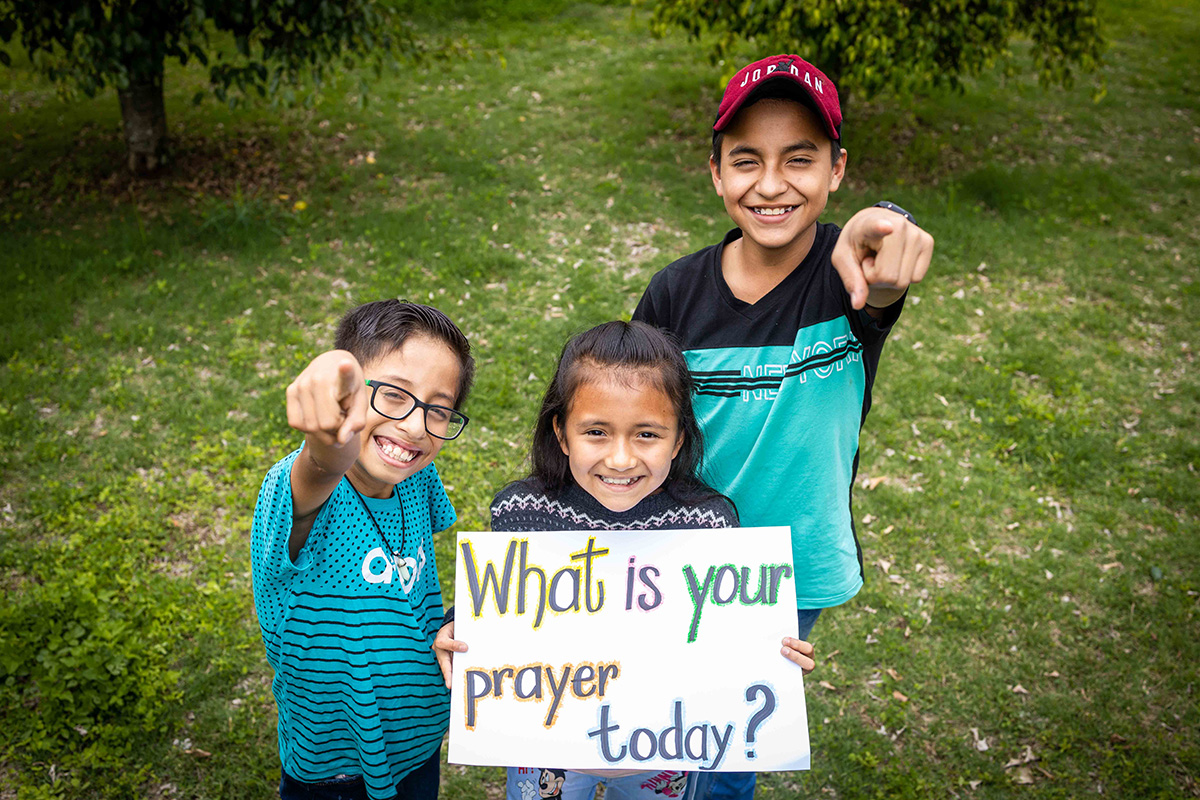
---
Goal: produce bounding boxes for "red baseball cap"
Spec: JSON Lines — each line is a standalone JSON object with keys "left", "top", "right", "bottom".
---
{"left": 714, "top": 54, "right": 842, "bottom": 141}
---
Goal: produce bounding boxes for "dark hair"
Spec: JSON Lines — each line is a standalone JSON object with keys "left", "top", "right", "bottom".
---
{"left": 334, "top": 299, "right": 476, "bottom": 407}
{"left": 529, "top": 320, "right": 713, "bottom": 503}
{"left": 711, "top": 88, "right": 843, "bottom": 171}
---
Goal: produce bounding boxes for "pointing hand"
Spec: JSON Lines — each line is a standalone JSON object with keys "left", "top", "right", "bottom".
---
{"left": 832, "top": 207, "right": 934, "bottom": 310}
{"left": 285, "top": 350, "right": 368, "bottom": 447}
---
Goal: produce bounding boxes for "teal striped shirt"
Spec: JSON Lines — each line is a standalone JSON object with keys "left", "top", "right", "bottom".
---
{"left": 251, "top": 448, "right": 452, "bottom": 798}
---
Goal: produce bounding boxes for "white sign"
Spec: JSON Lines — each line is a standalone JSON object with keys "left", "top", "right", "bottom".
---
{"left": 448, "top": 527, "right": 810, "bottom": 773}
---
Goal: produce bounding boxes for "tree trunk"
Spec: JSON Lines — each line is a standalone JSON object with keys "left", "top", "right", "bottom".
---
{"left": 118, "top": 66, "right": 167, "bottom": 175}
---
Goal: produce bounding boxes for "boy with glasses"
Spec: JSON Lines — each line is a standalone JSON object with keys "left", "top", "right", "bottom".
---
{"left": 251, "top": 299, "right": 474, "bottom": 800}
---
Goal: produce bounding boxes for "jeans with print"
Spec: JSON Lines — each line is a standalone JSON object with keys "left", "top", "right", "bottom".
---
{"left": 686, "top": 608, "right": 823, "bottom": 800}
{"left": 507, "top": 767, "right": 690, "bottom": 800}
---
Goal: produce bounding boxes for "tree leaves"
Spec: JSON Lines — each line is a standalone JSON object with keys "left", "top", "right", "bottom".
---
{"left": 0, "top": 0, "right": 432, "bottom": 169}
{"left": 647, "top": 0, "right": 1106, "bottom": 102}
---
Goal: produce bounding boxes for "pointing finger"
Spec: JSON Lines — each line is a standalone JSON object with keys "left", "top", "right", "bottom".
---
{"left": 831, "top": 238, "right": 870, "bottom": 309}
{"left": 337, "top": 390, "right": 369, "bottom": 446}
{"left": 336, "top": 360, "right": 360, "bottom": 401}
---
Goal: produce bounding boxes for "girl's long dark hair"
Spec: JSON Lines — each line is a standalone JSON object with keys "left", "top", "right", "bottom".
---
{"left": 529, "top": 320, "right": 717, "bottom": 504}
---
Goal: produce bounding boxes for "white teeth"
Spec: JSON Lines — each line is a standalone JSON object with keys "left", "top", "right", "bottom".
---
{"left": 754, "top": 206, "right": 794, "bottom": 216}
{"left": 599, "top": 476, "right": 637, "bottom": 486}
{"left": 379, "top": 439, "right": 417, "bottom": 463}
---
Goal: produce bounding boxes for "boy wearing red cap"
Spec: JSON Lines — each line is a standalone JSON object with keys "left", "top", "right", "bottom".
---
{"left": 633, "top": 55, "right": 933, "bottom": 799}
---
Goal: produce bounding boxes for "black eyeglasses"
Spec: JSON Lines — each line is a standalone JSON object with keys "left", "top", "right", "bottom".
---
{"left": 365, "top": 380, "right": 469, "bottom": 440}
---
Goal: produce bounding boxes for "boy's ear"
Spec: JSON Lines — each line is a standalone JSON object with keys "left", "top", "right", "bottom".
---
{"left": 671, "top": 430, "right": 684, "bottom": 461}
{"left": 829, "top": 148, "right": 847, "bottom": 193}
{"left": 709, "top": 155, "right": 724, "bottom": 197}
{"left": 553, "top": 418, "right": 569, "bottom": 455}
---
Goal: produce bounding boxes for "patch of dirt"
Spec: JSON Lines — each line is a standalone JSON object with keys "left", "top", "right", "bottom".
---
{"left": 3, "top": 117, "right": 357, "bottom": 221}
{"left": 0, "top": 761, "right": 17, "bottom": 800}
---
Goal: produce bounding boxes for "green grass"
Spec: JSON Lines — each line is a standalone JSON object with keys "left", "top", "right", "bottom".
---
{"left": 1, "top": 0, "right": 1197, "bottom": 798}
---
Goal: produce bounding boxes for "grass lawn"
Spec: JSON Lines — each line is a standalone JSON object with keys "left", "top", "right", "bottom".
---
{"left": 1, "top": 0, "right": 1197, "bottom": 797}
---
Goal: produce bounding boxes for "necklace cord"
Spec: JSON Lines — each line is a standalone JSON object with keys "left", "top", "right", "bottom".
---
{"left": 351, "top": 482, "right": 408, "bottom": 573}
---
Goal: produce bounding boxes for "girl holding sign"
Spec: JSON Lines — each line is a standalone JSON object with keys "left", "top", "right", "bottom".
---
{"left": 435, "top": 321, "right": 815, "bottom": 800}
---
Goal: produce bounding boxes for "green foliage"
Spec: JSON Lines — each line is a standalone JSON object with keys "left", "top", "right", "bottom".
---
{"left": 0, "top": 569, "right": 183, "bottom": 745}
{"left": 0, "top": 474, "right": 219, "bottom": 753}
{"left": 0, "top": 0, "right": 419, "bottom": 100}
{"left": 647, "top": 0, "right": 1106, "bottom": 100}
{"left": 0, "top": 445, "right": 260, "bottom": 794}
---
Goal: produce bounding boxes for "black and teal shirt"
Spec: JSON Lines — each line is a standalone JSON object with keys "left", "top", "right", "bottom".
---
{"left": 633, "top": 223, "right": 902, "bottom": 608}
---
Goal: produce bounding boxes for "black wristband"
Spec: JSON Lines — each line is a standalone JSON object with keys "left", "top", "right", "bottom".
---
{"left": 874, "top": 201, "right": 917, "bottom": 227}
{"left": 442, "top": 605, "right": 455, "bottom": 627}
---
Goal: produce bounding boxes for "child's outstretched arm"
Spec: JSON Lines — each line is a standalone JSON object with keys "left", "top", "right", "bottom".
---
{"left": 433, "top": 620, "right": 467, "bottom": 689}
{"left": 832, "top": 206, "right": 934, "bottom": 312}
{"left": 285, "top": 350, "right": 369, "bottom": 559}
{"left": 781, "top": 636, "right": 816, "bottom": 674}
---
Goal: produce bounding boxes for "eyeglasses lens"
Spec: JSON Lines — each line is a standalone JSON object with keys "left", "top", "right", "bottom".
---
{"left": 426, "top": 407, "right": 466, "bottom": 439}
{"left": 373, "top": 386, "right": 417, "bottom": 420}
{"left": 372, "top": 384, "right": 466, "bottom": 440}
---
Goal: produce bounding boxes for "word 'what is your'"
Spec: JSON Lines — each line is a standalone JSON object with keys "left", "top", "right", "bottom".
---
{"left": 459, "top": 536, "right": 793, "bottom": 641}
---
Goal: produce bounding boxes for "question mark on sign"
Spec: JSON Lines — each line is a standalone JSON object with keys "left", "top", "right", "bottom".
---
{"left": 744, "top": 683, "right": 777, "bottom": 758}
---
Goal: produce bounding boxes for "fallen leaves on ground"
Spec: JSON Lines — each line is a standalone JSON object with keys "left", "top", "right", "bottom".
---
{"left": 1003, "top": 745, "right": 1038, "bottom": 769}
{"left": 1011, "top": 766, "right": 1035, "bottom": 784}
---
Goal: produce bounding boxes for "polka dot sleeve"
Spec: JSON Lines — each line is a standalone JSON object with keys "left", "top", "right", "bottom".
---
{"left": 251, "top": 448, "right": 309, "bottom": 645}
{"left": 251, "top": 448, "right": 309, "bottom": 575}
{"left": 425, "top": 462, "right": 457, "bottom": 533}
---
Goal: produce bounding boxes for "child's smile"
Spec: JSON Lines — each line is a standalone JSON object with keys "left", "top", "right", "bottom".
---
{"left": 374, "top": 434, "right": 423, "bottom": 465}
{"left": 751, "top": 205, "right": 795, "bottom": 217}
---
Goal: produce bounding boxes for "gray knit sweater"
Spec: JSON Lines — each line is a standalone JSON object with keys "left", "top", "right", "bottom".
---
{"left": 490, "top": 478, "right": 738, "bottom": 532}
